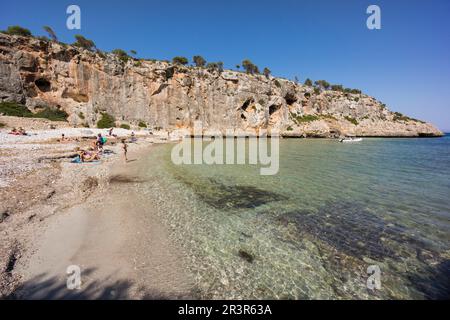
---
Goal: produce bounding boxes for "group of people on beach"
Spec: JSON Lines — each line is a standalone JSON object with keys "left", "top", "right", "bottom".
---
{"left": 72, "top": 128, "right": 130, "bottom": 163}
{"left": 4, "top": 123, "right": 133, "bottom": 163}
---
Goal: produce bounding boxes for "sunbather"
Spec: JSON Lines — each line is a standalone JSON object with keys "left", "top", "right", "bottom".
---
{"left": 9, "top": 128, "right": 18, "bottom": 135}
{"left": 77, "top": 150, "right": 100, "bottom": 162}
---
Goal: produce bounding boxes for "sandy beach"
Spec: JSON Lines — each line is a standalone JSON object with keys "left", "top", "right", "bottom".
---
{"left": 0, "top": 120, "right": 195, "bottom": 299}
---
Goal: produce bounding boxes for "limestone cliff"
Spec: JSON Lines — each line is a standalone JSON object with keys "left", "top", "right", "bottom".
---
{"left": 0, "top": 33, "right": 443, "bottom": 137}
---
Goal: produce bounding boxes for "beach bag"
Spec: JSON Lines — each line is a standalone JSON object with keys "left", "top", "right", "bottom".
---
{"left": 101, "top": 137, "right": 107, "bottom": 144}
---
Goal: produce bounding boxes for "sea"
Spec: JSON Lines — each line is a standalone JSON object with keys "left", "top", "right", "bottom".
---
{"left": 133, "top": 134, "right": 450, "bottom": 299}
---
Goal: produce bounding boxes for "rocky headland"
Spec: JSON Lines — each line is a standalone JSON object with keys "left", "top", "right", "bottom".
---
{"left": 0, "top": 33, "right": 443, "bottom": 138}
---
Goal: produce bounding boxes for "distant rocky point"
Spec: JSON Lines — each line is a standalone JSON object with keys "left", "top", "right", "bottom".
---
{"left": 0, "top": 33, "right": 443, "bottom": 137}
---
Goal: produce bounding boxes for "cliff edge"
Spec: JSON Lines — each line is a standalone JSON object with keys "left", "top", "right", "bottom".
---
{"left": 0, "top": 33, "right": 443, "bottom": 137}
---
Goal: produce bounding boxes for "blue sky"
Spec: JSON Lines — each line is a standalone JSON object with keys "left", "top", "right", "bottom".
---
{"left": 1, "top": 0, "right": 449, "bottom": 131}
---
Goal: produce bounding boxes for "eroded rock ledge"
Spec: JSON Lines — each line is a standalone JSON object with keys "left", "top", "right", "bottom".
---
{"left": 0, "top": 33, "right": 443, "bottom": 137}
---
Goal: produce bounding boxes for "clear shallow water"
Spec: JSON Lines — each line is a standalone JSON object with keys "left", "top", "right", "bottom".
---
{"left": 134, "top": 135, "right": 450, "bottom": 299}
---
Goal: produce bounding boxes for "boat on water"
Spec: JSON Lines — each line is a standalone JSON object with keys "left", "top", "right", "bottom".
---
{"left": 339, "top": 137, "right": 363, "bottom": 143}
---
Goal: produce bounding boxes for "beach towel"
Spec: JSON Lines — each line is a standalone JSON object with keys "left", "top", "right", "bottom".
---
{"left": 71, "top": 156, "right": 81, "bottom": 163}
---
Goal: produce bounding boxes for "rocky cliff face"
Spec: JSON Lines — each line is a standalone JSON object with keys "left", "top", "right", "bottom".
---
{"left": 0, "top": 33, "right": 443, "bottom": 137}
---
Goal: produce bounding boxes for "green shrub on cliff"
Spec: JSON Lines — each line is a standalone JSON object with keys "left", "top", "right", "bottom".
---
{"left": 34, "top": 107, "right": 68, "bottom": 121}
{"left": 314, "top": 80, "right": 330, "bottom": 90}
{"left": 297, "top": 115, "right": 320, "bottom": 123}
{"left": 344, "top": 88, "right": 362, "bottom": 94}
{"left": 97, "top": 112, "right": 116, "bottom": 128}
{"left": 138, "top": 121, "right": 147, "bottom": 128}
{"left": 206, "top": 62, "right": 224, "bottom": 73}
{"left": 321, "top": 114, "right": 337, "bottom": 120}
{"left": 120, "top": 123, "right": 131, "bottom": 130}
{"left": 0, "top": 102, "right": 34, "bottom": 117}
{"left": 112, "top": 49, "right": 129, "bottom": 63}
{"left": 242, "top": 59, "right": 259, "bottom": 75}
{"left": 96, "top": 50, "right": 106, "bottom": 59}
{"left": 0, "top": 122, "right": 5, "bottom": 128}
{"left": 193, "top": 55, "right": 206, "bottom": 67}
{"left": 290, "top": 113, "right": 320, "bottom": 124}
{"left": 331, "top": 84, "right": 344, "bottom": 92}
{"left": 0, "top": 102, "right": 68, "bottom": 121}
{"left": 392, "top": 112, "right": 424, "bottom": 123}
{"left": 274, "top": 79, "right": 281, "bottom": 88}
{"left": 73, "top": 34, "right": 96, "bottom": 51}
{"left": 43, "top": 26, "right": 57, "bottom": 41}
{"left": 2, "top": 25, "right": 32, "bottom": 37}
{"left": 344, "top": 116, "right": 359, "bottom": 125}
{"left": 172, "top": 56, "right": 188, "bottom": 65}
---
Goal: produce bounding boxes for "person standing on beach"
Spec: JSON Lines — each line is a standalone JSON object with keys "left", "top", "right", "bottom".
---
{"left": 131, "top": 131, "right": 137, "bottom": 143}
{"left": 96, "top": 133, "right": 105, "bottom": 152}
{"left": 121, "top": 139, "right": 128, "bottom": 162}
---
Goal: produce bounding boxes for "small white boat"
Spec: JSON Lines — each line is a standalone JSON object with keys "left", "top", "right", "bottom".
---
{"left": 339, "top": 137, "right": 363, "bottom": 143}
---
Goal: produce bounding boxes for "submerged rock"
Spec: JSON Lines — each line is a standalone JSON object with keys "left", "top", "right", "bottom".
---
{"left": 178, "top": 176, "right": 286, "bottom": 210}
{"left": 406, "top": 259, "right": 450, "bottom": 300}
{"left": 277, "top": 201, "right": 427, "bottom": 261}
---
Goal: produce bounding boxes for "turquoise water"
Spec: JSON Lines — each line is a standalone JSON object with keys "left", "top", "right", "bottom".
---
{"left": 135, "top": 135, "right": 450, "bottom": 299}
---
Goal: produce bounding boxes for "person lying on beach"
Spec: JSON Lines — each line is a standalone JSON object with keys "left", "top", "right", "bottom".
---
{"left": 8, "top": 127, "right": 27, "bottom": 135}
{"left": 121, "top": 139, "right": 128, "bottom": 162}
{"left": 8, "top": 128, "right": 18, "bottom": 135}
{"left": 59, "top": 134, "right": 76, "bottom": 143}
{"left": 77, "top": 150, "right": 100, "bottom": 162}
{"left": 58, "top": 133, "right": 70, "bottom": 143}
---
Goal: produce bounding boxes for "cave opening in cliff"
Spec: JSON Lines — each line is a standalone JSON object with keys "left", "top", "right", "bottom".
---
{"left": 269, "top": 104, "right": 281, "bottom": 116}
{"left": 165, "top": 67, "right": 175, "bottom": 80}
{"left": 240, "top": 98, "right": 254, "bottom": 112}
{"left": 285, "top": 93, "right": 297, "bottom": 106}
{"left": 34, "top": 78, "right": 51, "bottom": 92}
